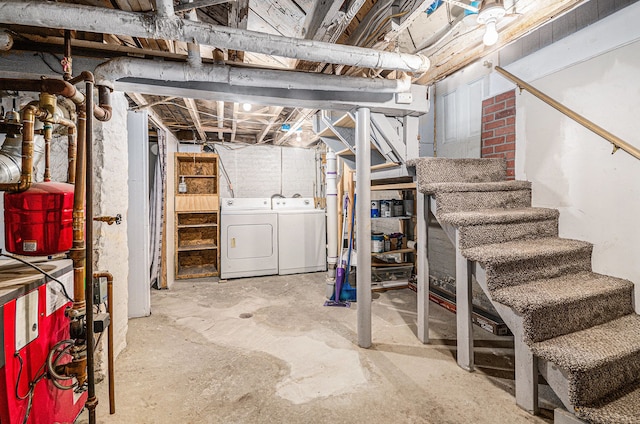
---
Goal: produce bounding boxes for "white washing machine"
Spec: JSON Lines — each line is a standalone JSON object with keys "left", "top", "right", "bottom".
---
{"left": 272, "top": 197, "right": 327, "bottom": 275}
{"left": 220, "top": 198, "right": 278, "bottom": 279}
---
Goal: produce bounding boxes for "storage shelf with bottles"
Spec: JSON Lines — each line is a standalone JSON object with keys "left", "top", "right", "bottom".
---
{"left": 370, "top": 181, "right": 416, "bottom": 290}
{"left": 174, "top": 153, "right": 220, "bottom": 280}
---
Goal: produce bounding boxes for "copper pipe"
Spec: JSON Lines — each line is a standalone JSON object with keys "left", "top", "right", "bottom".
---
{"left": 0, "top": 105, "right": 38, "bottom": 192}
{"left": 0, "top": 79, "right": 85, "bottom": 105}
{"left": 69, "top": 103, "right": 86, "bottom": 313}
{"left": 43, "top": 123, "right": 52, "bottom": 182}
{"left": 93, "top": 271, "right": 115, "bottom": 415}
{"left": 67, "top": 127, "right": 76, "bottom": 184}
{"left": 63, "top": 29, "right": 72, "bottom": 81}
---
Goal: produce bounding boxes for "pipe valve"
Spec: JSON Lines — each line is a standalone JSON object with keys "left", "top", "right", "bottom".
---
{"left": 93, "top": 214, "right": 122, "bottom": 225}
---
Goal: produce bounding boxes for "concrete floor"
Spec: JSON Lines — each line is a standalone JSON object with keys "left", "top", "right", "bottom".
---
{"left": 79, "top": 273, "right": 558, "bottom": 423}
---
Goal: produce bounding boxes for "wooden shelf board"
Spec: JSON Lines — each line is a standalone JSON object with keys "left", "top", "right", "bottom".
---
{"left": 371, "top": 262, "right": 414, "bottom": 267}
{"left": 372, "top": 216, "right": 413, "bottom": 220}
{"left": 177, "top": 223, "right": 218, "bottom": 228}
{"left": 371, "top": 182, "right": 416, "bottom": 191}
{"left": 372, "top": 248, "right": 415, "bottom": 255}
{"left": 180, "top": 174, "right": 217, "bottom": 178}
{"left": 177, "top": 244, "right": 218, "bottom": 252}
{"left": 176, "top": 264, "right": 218, "bottom": 279}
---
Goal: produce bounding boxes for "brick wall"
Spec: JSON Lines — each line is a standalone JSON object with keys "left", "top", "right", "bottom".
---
{"left": 481, "top": 89, "right": 516, "bottom": 179}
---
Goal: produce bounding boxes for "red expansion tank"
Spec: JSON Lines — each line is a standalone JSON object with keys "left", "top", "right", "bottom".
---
{"left": 4, "top": 182, "right": 74, "bottom": 256}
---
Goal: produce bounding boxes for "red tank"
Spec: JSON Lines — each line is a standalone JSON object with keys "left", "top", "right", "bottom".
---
{"left": 4, "top": 182, "right": 75, "bottom": 256}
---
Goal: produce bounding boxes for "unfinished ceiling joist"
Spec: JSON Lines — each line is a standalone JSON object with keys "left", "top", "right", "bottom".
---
{"left": 0, "top": 0, "right": 430, "bottom": 73}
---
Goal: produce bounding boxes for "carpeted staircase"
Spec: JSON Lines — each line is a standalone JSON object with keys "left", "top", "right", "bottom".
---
{"left": 410, "top": 157, "right": 640, "bottom": 424}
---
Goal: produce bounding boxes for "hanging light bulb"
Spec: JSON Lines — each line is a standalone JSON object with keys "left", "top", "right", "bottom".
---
{"left": 476, "top": 0, "right": 505, "bottom": 47}
{"left": 483, "top": 20, "right": 499, "bottom": 46}
{"left": 242, "top": 103, "right": 252, "bottom": 112}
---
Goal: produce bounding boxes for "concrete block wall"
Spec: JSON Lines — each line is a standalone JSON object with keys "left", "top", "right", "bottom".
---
{"left": 481, "top": 89, "right": 516, "bottom": 179}
{"left": 213, "top": 143, "right": 319, "bottom": 199}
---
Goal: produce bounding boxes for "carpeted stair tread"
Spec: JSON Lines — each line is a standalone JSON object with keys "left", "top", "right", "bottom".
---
{"left": 439, "top": 207, "right": 558, "bottom": 226}
{"left": 576, "top": 379, "right": 640, "bottom": 424}
{"left": 409, "top": 157, "right": 506, "bottom": 189}
{"left": 462, "top": 237, "right": 592, "bottom": 265}
{"left": 423, "top": 180, "right": 531, "bottom": 194}
{"left": 492, "top": 271, "right": 633, "bottom": 313}
{"left": 531, "top": 314, "right": 640, "bottom": 372}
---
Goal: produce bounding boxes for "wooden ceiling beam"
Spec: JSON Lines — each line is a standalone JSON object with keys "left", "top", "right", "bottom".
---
{"left": 184, "top": 97, "right": 208, "bottom": 142}
{"left": 256, "top": 106, "right": 284, "bottom": 144}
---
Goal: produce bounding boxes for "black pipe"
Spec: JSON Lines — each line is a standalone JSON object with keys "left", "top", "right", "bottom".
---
{"left": 84, "top": 79, "right": 98, "bottom": 424}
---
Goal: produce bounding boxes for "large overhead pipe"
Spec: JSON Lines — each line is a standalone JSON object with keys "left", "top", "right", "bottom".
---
{"left": 0, "top": 0, "right": 431, "bottom": 73}
{"left": 94, "top": 57, "right": 412, "bottom": 93}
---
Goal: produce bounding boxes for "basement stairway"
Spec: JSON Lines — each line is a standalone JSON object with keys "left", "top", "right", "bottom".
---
{"left": 409, "top": 158, "right": 640, "bottom": 424}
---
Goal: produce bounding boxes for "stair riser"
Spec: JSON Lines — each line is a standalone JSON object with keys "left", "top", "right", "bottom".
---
{"left": 458, "top": 218, "right": 558, "bottom": 249}
{"left": 485, "top": 248, "right": 593, "bottom": 291}
{"left": 524, "top": 289, "right": 634, "bottom": 343}
{"left": 435, "top": 190, "right": 532, "bottom": 215}
{"left": 570, "top": 351, "right": 640, "bottom": 406}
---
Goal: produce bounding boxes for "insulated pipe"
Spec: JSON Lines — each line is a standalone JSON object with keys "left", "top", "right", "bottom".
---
{"left": 355, "top": 107, "right": 372, "bottom": 349}
{"left": 93, "top": 271, "right": 115, "bottom": 415}
{"left": 0, "top": 1, "right": 431, "bottom": 73}
{"left": 94, "top": 57, "right": 412, "bottom": 93}
{"left": 0, "top": 105, "right": 38, "bottom": 192}
{"left": 182, "top": 0, "right": 202, "bottom": 68}
{"left": 154, "top": 0, "right": 174, "bottom": 17}
{"left": 0, "top": 30, "right": 12, "bottom": 51}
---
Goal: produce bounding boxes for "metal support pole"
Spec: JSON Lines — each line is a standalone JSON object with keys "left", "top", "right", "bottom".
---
{"left": 455, "top": 231, "right": 474, "bottom": 371}
{"left": 356, "top": 107, "right": 372, "bottom": 349}
{"left": 416, "top": 191, "right": 429, "bottom": 343}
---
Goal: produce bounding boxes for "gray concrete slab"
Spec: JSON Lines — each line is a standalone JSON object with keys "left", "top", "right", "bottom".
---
{"left": 79, "top": 273, "right": 557, "bottom": 423}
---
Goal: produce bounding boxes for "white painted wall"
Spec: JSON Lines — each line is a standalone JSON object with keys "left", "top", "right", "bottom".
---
{"left": 92, "top": 92, "right": 130, "bottom": 363}
{"left": 515, "top": 40, "right": 640, "bottom": 312}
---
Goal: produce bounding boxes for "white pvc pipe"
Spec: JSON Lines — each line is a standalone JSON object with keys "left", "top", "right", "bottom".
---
{"left": 325, "top": 149, "right": 338, "bottom": 298}
{"left": 94, "top": 57, "right": 412, "bottom": 93}
{"left": 356, "top": 107, "right": 372, "bottom": 349}
{"left": 0, "top": 1, "right": 430, "bottom": 73}
{"left": 326, "top": 150, "right": 338, "bottom": 267}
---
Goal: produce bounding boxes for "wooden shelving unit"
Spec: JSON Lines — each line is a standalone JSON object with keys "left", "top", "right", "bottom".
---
{"left": 370, "top": 182, "right": 416, "bottom": 290}
{"left": 174, "top": 153, "right": 219, "bottom": 279}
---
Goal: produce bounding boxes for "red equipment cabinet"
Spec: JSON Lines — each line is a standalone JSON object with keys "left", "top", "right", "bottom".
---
{"left": 0, "top": 260, "right": 85, "bottom": 424}
{"left": 4, "top": 182, "right": 75, "bottom": 257}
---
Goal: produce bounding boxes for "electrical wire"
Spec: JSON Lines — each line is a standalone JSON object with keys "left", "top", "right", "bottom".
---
{"left": 37, "top": 52, "right": 64, "bottom": 75}
{"left": 14, "top": 351, "right": 48, "bottom": 424}
{"left": 0, "top": 251, "right": 73, "bottom": 302}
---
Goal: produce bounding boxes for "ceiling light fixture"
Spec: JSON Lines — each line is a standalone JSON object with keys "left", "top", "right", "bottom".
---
{"left": 242, "top": 102, "right": 252, "bottom": 112}
{"left": 476, "top": 0, "right": 506, "bottom": 47}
